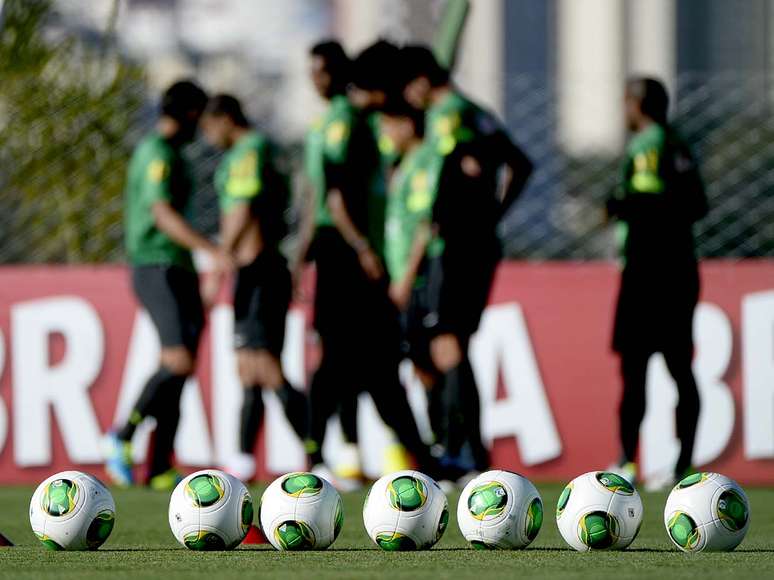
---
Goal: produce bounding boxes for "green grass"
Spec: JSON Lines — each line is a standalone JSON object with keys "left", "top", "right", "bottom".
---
{"left": 0, "top": 483, "right": 772, "bottom": 580}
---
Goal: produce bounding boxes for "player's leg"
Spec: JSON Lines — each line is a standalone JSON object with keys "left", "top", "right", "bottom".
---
{"left": 364, "top": 303, "right": 439, "bottom": 477}
{"left": 255, "top": 350, "right": 308, "bottom": 442}
{"left": 663, "top": 343, "right": 700, "bottom": 479}
{"left": 427, "top": 255, "right": 491, "bottom": 476}
{"left": 334, "top": 383, "right": 364, "bottom": 482}
{"left": 306, "top": 353, "right": 338, "bottom": 468}
{"left": 147, "top": 267, "right": 203, "bottom": 489}
{"left": 617, "top": 350, "right": 650, "bottom": 470}
{"left": 107, "top": 266, "right": 202, "bottom": 488}
{"left": 253, "top": 255, "right": 309, "bottom": 443}
{"left": 430, "top": 332, "right": 488, "bottom": 473}
{"left": 306, "top": 231, "right": 362, "bottom": 471}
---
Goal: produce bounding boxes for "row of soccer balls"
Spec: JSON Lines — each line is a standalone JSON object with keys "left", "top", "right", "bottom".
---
{"left": 29, "top": 468, "right": 750, "bottom": 553}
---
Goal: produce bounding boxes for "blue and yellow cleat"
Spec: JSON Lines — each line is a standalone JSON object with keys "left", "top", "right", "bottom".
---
{"left": 149, "top": 469, "right": 183, "bottom": 492}
{"left": 103, "top": 432, "right": 134, "bottom": 487}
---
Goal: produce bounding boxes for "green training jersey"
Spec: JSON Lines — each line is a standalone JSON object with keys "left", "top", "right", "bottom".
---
{"left": 612, "top": 123, "right": 707, "bottom": 267}
{"left": 215, "top": 131, "right": 269, "bottom": 212}
{"left": 124, "top": 132, "right": 195, "bottom": 270}
{"left": 384, "top": 142, "right": 445, "bottom": 282}
{"left": 305, "top": 95, "right": 355, "bottom": 228}
{"left": 305, "top": 94, "right": 386, "bottom": 255}
{"left": 215, "top": 130, "right": 288, "bottom": 246}
{"left": 425, "top": 90, "right": 501, "bottom": 156}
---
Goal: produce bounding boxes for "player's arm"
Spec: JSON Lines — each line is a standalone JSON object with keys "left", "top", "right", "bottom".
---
{"left": 492, "top": 129, "right": 533, "bottom": 219}
{"left": 389, "top": 221, "right": 431, "bottom": 309}
{"left": 323, "top": 120, "right": 383, "bottom": 280}
{"left": 326, "top": 188, "right": 383, "bottom": 280}
{"left": 144, "top": 157, "right": 222, "bottom": 258}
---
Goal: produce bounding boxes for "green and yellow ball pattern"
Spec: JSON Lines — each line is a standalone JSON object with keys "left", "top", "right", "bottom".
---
{"left": 387, "top": 476, "right": 427, "bottom": 512}
{"left": 667, "top": 511, "right": 701, "bottom": 551}
{"left": 375, "top": 531, "right": 417, "bottom": 551}
{"left": 717, "top": 489, "right": 748, "bottom": 532}
{"left": 578, "top": 511, "right": 619, "bottom": 549}
{"left": 184, "top": 474, "right": 225, "bottom": 508}
{"left": 525, "top": 497, "right": 543, "bottom": 541}
{"left": 42, "top": 478, "right": 79, "bottom": 517}
{"left": 274, "top": 520, "right": 315, "bottom": 550}
{"left": 85, "top": 510, "right": 115, "bottom": 549}
{"left": 595, "top": 472, "right": 635, "bottom": 495}
{"left": 281, "top": 473, "right": 324, "bottom": 498}
{"left": 183, "top": 530, "right": 226, "bottom": 551}
{"left": 467, "top": 481, "right": 508, "bottom": 521}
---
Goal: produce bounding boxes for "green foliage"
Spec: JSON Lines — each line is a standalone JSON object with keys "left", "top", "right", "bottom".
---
{"left": 0, "top": 0, "right": 145, "bottom": 263}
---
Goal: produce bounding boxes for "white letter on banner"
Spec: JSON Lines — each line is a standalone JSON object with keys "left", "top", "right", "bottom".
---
{"left": 469, "top": 303, "right": 562, "bottom": 465}
{"left": 12, "top": 297, "right": 104, "bottom": 465}
{"left": 211, "top": 304, "right": 241, "bottom": 466}
{"left": 114, "top": 310, "right": 211, "bottom": 466}
{"left": 641, "top": 303, "right": 734, "bottom": 479}
{"left": 743, "top": 291, "right": 774, "bottom": 459}
{"left": 0, "top": 328, "right": 7, "bottom": 454}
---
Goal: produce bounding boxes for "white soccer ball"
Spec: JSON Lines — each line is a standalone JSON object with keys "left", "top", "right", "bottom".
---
{"left": 363, "top": 470, "right": 449, "bottom": 551}
{"left": 29, "top": 470, "right": 115, "bottom": 551}
{"left": 664, "top": 472, "right": 750, "bottom": 552}
{"left": 457, "top": 470, "right": 543, "bottom": 550}
{"left": 259, "top": 472, "right": 342, "bottom": 550}
{"left": 555, "top": 471, "right": 643, "bottom": 551}
{"left": 168, "top": 469, "right": 252, "bottom": 551}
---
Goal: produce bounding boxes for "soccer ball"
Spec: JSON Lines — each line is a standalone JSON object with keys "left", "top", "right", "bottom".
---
{"left": 29, "top": 470, "right": 115, "bottom": 550}
{"left": 664, "top": 472, "right": 750, "bottom": 552}
{"left": 457, "top": 470, "right": 543, "bottom": 550}
{"left": 362, "top": 470, "right": 449, "bottom": 551}
{"left": 168, "top": 469, "right": 253, "bottom": 551}
{"left": 259, "top": 472, "right": 342, "bottom": 550}
{"left": 555, "top": 471, "right": 643, "bottom": 551}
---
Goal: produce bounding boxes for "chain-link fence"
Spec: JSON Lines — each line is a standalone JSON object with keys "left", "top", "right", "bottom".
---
{"left": 3, "top": 70, "right": 773, "bottom": 264}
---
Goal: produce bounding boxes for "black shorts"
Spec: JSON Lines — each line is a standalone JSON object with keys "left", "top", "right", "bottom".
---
{"left": 312, "top": 227, "right": 402, "bottom": 372}
{"left": 612, "top": 264, "right": 700, "bottom": 355}
{"left": 132, "top": 265, "right": 204, "bottom": 353}
{"left": 233, "top": 251, "right": 291, "bottom": 355}
{"left": 402, "top": 254, "right": 497, "bottom": 372}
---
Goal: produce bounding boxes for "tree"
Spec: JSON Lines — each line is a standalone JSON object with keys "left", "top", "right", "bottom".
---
{"left": 0, "top": 0, "right": 145, "bottom": 263}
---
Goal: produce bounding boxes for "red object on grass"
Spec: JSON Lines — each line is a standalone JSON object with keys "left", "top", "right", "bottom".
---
{"left": 0, "top": 533, "right": 13, "bottom": 547}
{"left": 242, "top": 524, "right": 266, "bottom": 545}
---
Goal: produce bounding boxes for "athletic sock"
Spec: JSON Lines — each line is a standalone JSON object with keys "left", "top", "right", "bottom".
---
{"left": 440, "top": 358, "right": 477, "bottom": 459}
{"left": 117, "top": 367, "right": 182, "bottom": 441}
{"left": 276, "top": 381, "right": 309, "bottom": 442}
{"left": 239, "top": 387, "right": 264, "bottom": 455}
{"left": 147, "top": 375, "right": 186, "bottom": 478}
{"left": 338, "top": 389, "right": 360, "bottom": 445}
{"left": 306, "top": 367, "right": 336, "bottom": 467}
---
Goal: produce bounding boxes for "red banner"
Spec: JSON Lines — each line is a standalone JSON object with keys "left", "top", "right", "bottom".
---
{"left": 0, "top": 261, "right": 773, "bottom": 485}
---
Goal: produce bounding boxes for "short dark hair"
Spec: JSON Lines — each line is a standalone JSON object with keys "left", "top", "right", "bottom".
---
{"left": 381, "top": 95, "right": 425, "bottom": 138}
{"left": 310, "top": 40, "right": 350, "bottom": 95}
{"left": 400, "top": 45, "right": 449, "bottom": 88}
{"left": 351, "top": 39, "right": 401, "bottom": 92}
{"left": 161, "top": 80, "right": 208, "bottom": 123}
{"left": 205, "top": 94, "right": 250, "bottom": 127}
{"left": 628, "top": 77, "right": 669, "bottom": 125}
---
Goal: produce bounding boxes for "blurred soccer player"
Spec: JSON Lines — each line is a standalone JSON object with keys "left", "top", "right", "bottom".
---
{"left": 200, "top": 94, "right": 308, "bottom": 482}
{"left": 105, "top": 80, "right": 227, "bottom": 490}
{"left": 397, "top": 46, "right": 533, "bottom": 476}
{"left": 299, "top": 40, "right": 439, "bottom": 484}
{"left": 607, "top": 77, "right": 708, "bottom": 489}
{"left": 297, "top": 40, "right": 364, "bottom": 483}
{"left": 381, "top": 92, "right": 497, "bottom": 481}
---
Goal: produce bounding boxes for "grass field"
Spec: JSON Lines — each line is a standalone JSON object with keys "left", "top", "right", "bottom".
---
{"left": 0, "top": 483, "right": 772, "bottom": 580}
